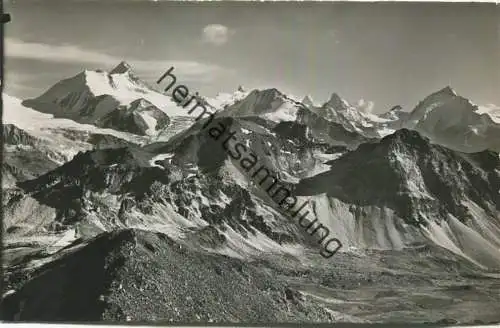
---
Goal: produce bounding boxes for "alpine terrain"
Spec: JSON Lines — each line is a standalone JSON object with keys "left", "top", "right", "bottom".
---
{"left": 2, "top": 62, "right": 500, "bottom": 324}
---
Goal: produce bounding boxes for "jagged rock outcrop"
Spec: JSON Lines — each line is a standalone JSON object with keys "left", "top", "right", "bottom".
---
{"left": 96, "top": 98, "right": 170, "bottom": 136}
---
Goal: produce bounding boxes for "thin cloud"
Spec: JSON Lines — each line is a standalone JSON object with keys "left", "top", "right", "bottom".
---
{"left": 5, "top": 38, "right": 229, "bottom": 82}
{"left": 3, "top": 71, "right": 41, "bottom": 97}
{"left": 202, "top": 24, "right": 234, "bottom": 46}
{"left": 357, "top": 99, "right": 375, "bottom": 113}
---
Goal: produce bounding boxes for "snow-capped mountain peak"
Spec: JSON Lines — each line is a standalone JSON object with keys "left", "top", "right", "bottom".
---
{"left": 404, "top": 86, "right": 500, "bottom": 152}
{"left": 301, "top": 95, "right": 315, "bottom": 107}
{"left": 436, "top": 85, "right": 458, "bottom": 97}
{"left": 206, "top": 88, "right": 250, "bottom": 110}
{"left": 220, "top": 87, "right": 299, "bottom": 121}
{"left": 326, "top": 92, "right": 350, "bottom": 110}
{"left": 311, "top": 92, "right": 387, "bottom": 136}
{"left": 21, "top": 62, "right": 194, "bottom": 133}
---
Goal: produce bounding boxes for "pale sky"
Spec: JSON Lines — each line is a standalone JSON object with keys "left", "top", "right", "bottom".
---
{"left": 3, "top": 0, "right": 500, "bottom": 113}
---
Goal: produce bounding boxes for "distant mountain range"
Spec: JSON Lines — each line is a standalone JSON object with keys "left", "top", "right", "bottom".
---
{"left": 2, "top": 62, "right": 500, "bottom": 323}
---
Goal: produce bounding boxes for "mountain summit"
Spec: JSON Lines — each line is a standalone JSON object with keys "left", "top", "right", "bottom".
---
{"left": 301, "top": 95, "right": 315, "bottom": 107}
{"left": 404, "top": 86, "right": 500, "bottom": 152}
{"left": 325, "top": 93, "right": 350, "bottom": 111}
{"left": 110, "top": 61, "right": 133, "bottom": 74}
{"left": 20, "top": 62, "right": 196, "bottom": 135}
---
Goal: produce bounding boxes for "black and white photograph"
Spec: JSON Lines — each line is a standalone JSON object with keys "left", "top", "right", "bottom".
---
{"left": 1, "top": 0, "right": 500, "bottom": 325}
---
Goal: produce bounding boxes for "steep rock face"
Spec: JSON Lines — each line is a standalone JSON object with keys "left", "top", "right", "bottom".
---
{"left": 378, "top": 105, "right": 410, "bottom": 132}
{"left": 221, "top": 88, "right": 292, "bottom": 119}
{"left": 2, "top": 150, "right": 61, "bottom": 188}
{"left": 3, "top": 124, "right": 40, "bottom": 147}
{"left": 309, "top": 93, "right": 398, "bottom": 139}
{"left": 145, "top": 114, "right": 348, "bottom": 183}
{"left": 380, "top": 105, "right": 409, "bottom": 122}
{"left": 295, "top": 107, "right": 376, "bottom": 149}
{"left": 1, "top": 125, "right": 139, "bottom": 188}
{"left": 3, "top": 187, "right": 58, "bottom": 235}
{"left": 6, "top": 144, "right": 307, "bottom": 258}
{"left": 110, "top": 61, "right": 132, "bottom": 74}
{"left": 3, "top": 124, "right": 73, "bottom": 186}
{"left": 22, "top": 73, "right": 121, "bottom": 122}
{"left": 294, "top": 129, "right": 500, "bottom": 269}
{"left": 404, "top": 87, "right": 500, "bottom": 152}
{"left": 315, "top": 93, "right": 351, "bottom": 121}
{"left": 2, "top": 124, "right": 143, "bottom": 189}
{"left": 9, "top": 147, "right": 166, "bottom": 233}
{"left": 96, "top": 98, "right": 170, "bottom": 136}
{"left": 87, "top": 133, "right": 140, "bottom": 150}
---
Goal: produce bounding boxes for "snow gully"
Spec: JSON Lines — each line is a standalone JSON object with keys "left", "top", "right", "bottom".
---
{"left": 157, "top": 67, "right": 343, "bottom": 258}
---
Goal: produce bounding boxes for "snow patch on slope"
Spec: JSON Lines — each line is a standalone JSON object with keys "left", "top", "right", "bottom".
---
{"left": 149, "top": 153, "right": 175, "bottom": 168}
{"left": 139, "top": 112, "right": 158, "bottom": 135}
{"left": 207, "top": 89, "right": 250, "bottom": 110}
{"left": 262, "top": 101, "right": 300, "bottom": 122}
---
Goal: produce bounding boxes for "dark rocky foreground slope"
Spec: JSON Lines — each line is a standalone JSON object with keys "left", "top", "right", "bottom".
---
{"left": 3, "top": 229, "right": 500, "bottom": 323}
{"left": 1, "top": 229, "right": 333, "bottom": 322}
